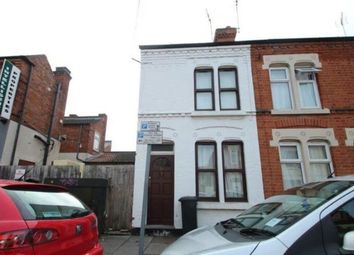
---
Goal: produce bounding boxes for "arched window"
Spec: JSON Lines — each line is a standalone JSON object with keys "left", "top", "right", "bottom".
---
{"left": 195, "top": 141, "right": 218, "bottom": 200}
{"left": 218, "top": 67, "right": 240, "bottom": 110}
{"left": 194, "top": 68, "right": 214, "bottom": 111}
{"left": 279, "top": 139, "right": 333, "bottom": 190}
{"left": 222, "top": 141, "right": 247, "bottom": 201}
{"left": 269, "top": 64, "right": 292, "bottom": 110}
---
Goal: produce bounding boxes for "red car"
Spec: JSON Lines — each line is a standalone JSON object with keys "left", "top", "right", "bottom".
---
{"left": 0, "top": 179, "right": 103, "bottom": 255}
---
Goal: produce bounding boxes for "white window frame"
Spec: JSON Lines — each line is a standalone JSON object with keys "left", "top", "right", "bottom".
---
{"left": 263, "top": 54, "right": 329, "bottom": 115}
{"left": 296, "top": 69, "right": 321, "bottom": 109}
{"left": 306, "top": 141, "right": 333, "bottom": 181}
{"left": 279, "top": 142, "right": 305, "bottom": 189}
{"left": 269, "top": 67, "right": 294, "bottom": 110}
{"left": 93, "top": 131, "right": 100, "bottom": 152}
{"left": 278, "top": 140, "right": 334, "bottom": 189}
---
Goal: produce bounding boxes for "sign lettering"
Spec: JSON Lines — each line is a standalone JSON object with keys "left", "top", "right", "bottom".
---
{"left": 0, "top": 59, "right": 21, "bottom": 119}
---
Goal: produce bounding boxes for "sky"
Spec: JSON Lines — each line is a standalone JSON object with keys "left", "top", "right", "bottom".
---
{"left": 1, "top": 0, "right": 353, "bottom": 151}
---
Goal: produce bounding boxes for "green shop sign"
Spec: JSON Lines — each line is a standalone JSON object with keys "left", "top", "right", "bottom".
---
{"left": 0, "top": 59, "right": 21, "bottom": 119}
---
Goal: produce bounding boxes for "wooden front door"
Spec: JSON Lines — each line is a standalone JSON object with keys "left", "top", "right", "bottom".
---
{"left": 147, "top": 155, "right": 174, "bottom": 226}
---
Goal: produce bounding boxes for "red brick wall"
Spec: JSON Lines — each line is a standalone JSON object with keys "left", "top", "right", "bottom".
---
{"left": 0, "top": 55, "right": 71, "bottom": 139}
{"left": 251, "top": 40, "right": 354, "bottom": 197}
{"left": 60, "top": 114, "right": 107, "bottom": 155}
{"left": 53, "top": 67, "right": 71, "bottom": 138}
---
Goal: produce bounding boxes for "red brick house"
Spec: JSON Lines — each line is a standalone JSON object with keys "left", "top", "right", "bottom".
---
{"left": 59, "top": 114, "right": 108, "bottom": 162}
{"left": 251, "top": 37, "right": 354, "bottom": 197}
{"left": 0, "top": 55, "right": 71, "bottom": 165}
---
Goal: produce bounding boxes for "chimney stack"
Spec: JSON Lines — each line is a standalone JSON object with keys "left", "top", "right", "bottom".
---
{"left": 214, "top": 26, "right": 237, "bottom": 43}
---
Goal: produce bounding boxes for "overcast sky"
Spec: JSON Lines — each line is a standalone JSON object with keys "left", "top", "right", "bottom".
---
{"left": 1, "top": 0, "right": 353, "bottom": 151}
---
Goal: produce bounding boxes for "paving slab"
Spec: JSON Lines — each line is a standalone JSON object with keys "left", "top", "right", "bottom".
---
{"left": 100, "top": 235, "right": 130, "bottom": 255}
{"left": 100, "top": 234, "right": 178, "bottom": 255}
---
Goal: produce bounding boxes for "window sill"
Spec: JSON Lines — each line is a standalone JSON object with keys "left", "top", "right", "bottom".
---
{"left": 197, "top": 202, "right": 250, "bottom": 210}
{"left": 191, "top": 110, "right": 249, "bottom": 117}
{"left": 271, "top": 108, "right": 330, "bottom": 115}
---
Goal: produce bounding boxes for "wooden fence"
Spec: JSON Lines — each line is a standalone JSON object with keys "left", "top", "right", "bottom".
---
{"left": 83, "top": 165, "right": 134, "bottom": 231}
{"left": 0, "top": 165, "right": 134, "bottom": 231}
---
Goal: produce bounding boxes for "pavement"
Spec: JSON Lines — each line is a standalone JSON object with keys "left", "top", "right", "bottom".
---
{"left": 100, "top": 233, "right": 179, "bottom": 255}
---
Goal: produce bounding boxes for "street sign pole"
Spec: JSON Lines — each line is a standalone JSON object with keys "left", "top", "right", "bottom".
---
{"left": 139, "top": 144, "right": 151, "bottom": 255}
{"left": 138, "top": 121, "right": 162, "bottom": 255}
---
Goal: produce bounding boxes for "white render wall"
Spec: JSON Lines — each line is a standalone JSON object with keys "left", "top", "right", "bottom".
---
{"left": 133, "top": 45, "right": 264, "bottom": 228}
{"left": 0, "top": 120, "right": 60, "bottom": 165}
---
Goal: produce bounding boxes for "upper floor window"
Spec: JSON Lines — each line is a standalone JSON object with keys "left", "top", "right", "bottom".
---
{"left": 218, "top": 68, "right": 240, "bottom": 110}
{"left": 93, "top": 131, "right": 100, "bottom": 152}
{"left": 194, "top": 69, "right": 214, "bottom": 110}
{"left": 263, "top": 54, "right": 325, "bottom": 114}
{"left": 295, "top": 66, "right": 320, "bottom": 108}
{"left": 270, "top": 67, "right": 292, "bottom": 110}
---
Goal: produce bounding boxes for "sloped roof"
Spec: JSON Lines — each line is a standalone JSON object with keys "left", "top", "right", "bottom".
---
{"left": 85, "top": 152, "right": 136, "bottom": 165}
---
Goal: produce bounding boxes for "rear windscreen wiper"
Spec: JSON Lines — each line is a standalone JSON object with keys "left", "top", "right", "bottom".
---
{"left": 70, "top": 210, "right": 91, "bottom": 218}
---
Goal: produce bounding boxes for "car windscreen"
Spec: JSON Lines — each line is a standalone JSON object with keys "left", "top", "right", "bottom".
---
{"left": 218, "top": 180, "right": 354, "bottom": 239}
{"left": 5, "top": 189, "right": 91, "bottom": 220}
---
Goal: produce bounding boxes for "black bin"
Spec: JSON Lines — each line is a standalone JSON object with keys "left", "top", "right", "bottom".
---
{"left": 179, "top": 196, "right": 197, "bottom": 234}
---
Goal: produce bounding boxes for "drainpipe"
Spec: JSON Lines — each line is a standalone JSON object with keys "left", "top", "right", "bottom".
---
{"left": 10, "top": 57, "right": 34, "bottom": 165}
{"left": 43, "top": 82, "right": 61, "bottom": 165}
{"left": 76, "top": 124, "right": 86, "bottom": 163}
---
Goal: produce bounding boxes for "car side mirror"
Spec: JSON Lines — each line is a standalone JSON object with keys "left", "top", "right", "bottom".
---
{"left": 342, "top": 231, "right": 354, "bottom": 252}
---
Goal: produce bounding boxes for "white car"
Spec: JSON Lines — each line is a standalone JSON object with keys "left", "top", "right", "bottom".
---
{"left": 162, "top": 176, "right": 354, "bottom": 255}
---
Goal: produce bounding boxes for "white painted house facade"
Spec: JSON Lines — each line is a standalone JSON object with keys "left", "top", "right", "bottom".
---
{"left": 132, "top": 42, "right": 264, "bottom": 230}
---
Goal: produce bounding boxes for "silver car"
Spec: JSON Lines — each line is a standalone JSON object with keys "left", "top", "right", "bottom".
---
{"left": 162, "top": 176, "right": 354, "bottom": 255}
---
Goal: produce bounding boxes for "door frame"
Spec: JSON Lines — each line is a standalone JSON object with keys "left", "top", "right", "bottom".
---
{"left": 147, "top": 149, "right": 175, "bottom": 227}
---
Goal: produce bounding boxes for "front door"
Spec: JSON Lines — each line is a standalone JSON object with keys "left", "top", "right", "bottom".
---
{"left": 147, "top": 155, "right": 174, "bottom": 225}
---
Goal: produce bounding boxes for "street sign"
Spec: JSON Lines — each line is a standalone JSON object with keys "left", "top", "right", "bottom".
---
{"left": 0, "top": 59, "right": 21, "bottom": 119}
{"left": 137, "top": 131, "right": 163, "bottom": 144}
{"left": 139, "top": 121, "right": 160, "bottom": 132}
{"left": 137, "top": 121, "right": 162, "bottom": 144}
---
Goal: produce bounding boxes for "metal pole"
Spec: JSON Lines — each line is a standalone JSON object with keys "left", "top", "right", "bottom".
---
{"left": 139, "top": 144, "right": 152, "bottom": 255}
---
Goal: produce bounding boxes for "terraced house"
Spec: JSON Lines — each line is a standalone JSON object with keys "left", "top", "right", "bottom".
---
{"left": 133, "top": 28, "right": 265, "bottom": 230}
{"left": 251, "top": 36, "right": 354, "bottom": 197}
{"left": 133, "top": 28, "right": 354, "bottom": 231}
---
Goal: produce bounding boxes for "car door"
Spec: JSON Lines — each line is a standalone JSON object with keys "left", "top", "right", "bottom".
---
{"left": 320, "top": 193, "right": 354, "bottom": 255}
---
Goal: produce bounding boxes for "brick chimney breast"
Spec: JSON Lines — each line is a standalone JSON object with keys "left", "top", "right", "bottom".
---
{"left": 214, "top": 26, "right": 237, "bottom": 43}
